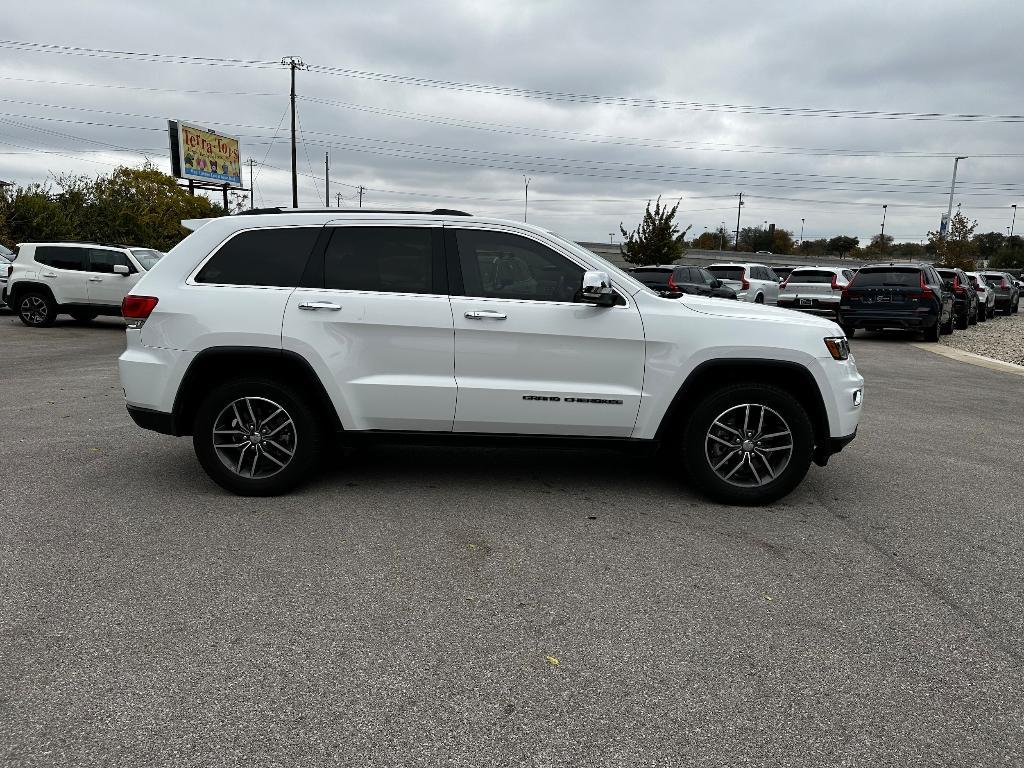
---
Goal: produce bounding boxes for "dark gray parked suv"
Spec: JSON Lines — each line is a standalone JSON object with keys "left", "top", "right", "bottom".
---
{"left": 980, "top": 272, "right": 1020, "bottom": 314}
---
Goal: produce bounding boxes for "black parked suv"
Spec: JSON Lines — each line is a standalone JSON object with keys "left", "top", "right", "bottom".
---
{"left": 980, "top": 271, "right": 1021, "bottom": 314}
{"left": 838, "top": 263, "right": 954, "bottom": 342}
{"left": 628, "top": 265, "right": 738, "bottom": 299}
{"left": 935, "top": 267, "right": 979, "bottom": 329}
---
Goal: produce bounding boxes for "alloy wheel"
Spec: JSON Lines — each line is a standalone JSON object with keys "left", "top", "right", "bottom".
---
{"left": 212, "top": 396, "right": 297, "bottom": 479}
{"left": 20, "top": 295, "right": 48, "bottom": 325}
{"left": 704, "top": 403, "right": 793, "bottom": 488}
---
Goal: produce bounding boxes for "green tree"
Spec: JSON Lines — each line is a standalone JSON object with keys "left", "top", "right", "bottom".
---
{"left": 928, "top": 209, "right": 978, "bottom": 271}
{"left": 826, "top": 235, "right": 859, "bottom": 257}
{"left": 990, "top": 234, "right": 1024, "bottom": 269}
{"left": 692, "top": 226, "right": 732, "bottom": 250}
{"left": 798, "top": 238, "right": 828, "bottom": 256}
{"left": 619, "top": 197, "right": 690, "bottom": 265}
{"left": 972, "top": 231, "right": 1005, "bottom": 262}
{"left": 862, "top": 233, "right": 895, "bottom": 257}
{"left": 0, "top": 164, "right": 224, "bottom": 253}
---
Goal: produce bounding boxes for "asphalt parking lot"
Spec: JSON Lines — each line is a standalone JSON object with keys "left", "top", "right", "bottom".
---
{"left": 1, "top": 315, "right": 1022, "bottom": 767}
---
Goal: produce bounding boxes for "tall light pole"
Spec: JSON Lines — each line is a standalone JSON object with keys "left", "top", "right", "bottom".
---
{"left": 943, "top": 156, "right": 967, "bottom": 238}
{"left": 799, "top": 218, "right": 805, "bottom": 245}
{"left": 1011, "top": 204, "right": 1017, "bottom": 237}
{"left": 608, "top": 232, "right": 614, "bottom": 244}
{"left": 523, "top": 176, "right": 531, "bottom": 222}
{"left": 719, "top": 221, "right": 726, "bottom": 251}
{"left": 880, "top": 204, "right": 887, "bottom": 250}
{"left": 733, "top": 193, "right": 744, "bottom": 251}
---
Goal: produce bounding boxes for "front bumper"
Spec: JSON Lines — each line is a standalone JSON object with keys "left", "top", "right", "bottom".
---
{"left": 814, "top": 430, "right": 857, "bottom": 466}
{"left": 127, "top": 405, "right": 177, "bottom": 435}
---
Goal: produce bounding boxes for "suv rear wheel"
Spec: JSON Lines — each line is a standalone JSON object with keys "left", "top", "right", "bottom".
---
{"left": 17, "top": 290, "right": 57, "bottom": 327}
{"left": 681, "top": 384, "right": 814, "bottom": 505}
{"left": 192, "top": 377, "right": 324, "bottom": 496}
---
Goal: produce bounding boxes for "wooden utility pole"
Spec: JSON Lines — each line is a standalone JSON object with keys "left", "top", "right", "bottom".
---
{"left": 281, "top": 56, "right": 305, "bottom": 208}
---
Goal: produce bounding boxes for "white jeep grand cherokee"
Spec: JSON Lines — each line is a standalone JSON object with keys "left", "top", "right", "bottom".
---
{"left": 118, "top": 209, "right": 863, "bottom": 505}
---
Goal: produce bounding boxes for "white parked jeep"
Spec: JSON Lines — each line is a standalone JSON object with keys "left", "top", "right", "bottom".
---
{"left": 118, "top": 209, "right": 863, "bottom": 504}
{"left": 4, "top": 242, "right": 163, "bottom": 326}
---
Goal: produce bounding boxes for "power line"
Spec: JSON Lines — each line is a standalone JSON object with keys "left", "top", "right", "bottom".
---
{"left": 3, "top": 39, "right": 1024, "bottom": 123}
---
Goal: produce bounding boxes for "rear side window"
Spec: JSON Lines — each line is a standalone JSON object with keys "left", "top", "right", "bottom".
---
{"left": 983, "top": 274, "right": 1005, "bottom": 284}
{"left": 852, "top": 268, "right": 921, "bottom": 287}
{"left": 324, "top": 227, "right": 435, "bottom": 294}
{"left": 790, "top": 270, "right": 835, "bottom": 283}
{"left": 196, "top": 227, "right": 320, "bottom": 287}
{"left": 35, "top": 246, "right": 86, "bottom": 271}
{"left": 709, "top": 266, "right": 745, "bottom": 280}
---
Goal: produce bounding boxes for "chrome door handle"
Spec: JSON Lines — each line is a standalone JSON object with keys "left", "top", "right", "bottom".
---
{"left": 41, "top": 272, "right": 57, "bottom": 278}
{"left": 88, "top": 277, "right": 103, "bottom": 282}
{"left": 464, "top": 310, "right": 507, "bottom": 320}
{"left": 298, "top": 301, "right": 342, "bottom": 311}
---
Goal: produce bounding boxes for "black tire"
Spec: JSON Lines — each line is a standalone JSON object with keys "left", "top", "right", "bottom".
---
{"left": 969, "top": 304, "right": 978, "bottom": 325}
{"left": 841, "top": 326, "right": 856, "bottom": 338}
{"left": 16, "top": 290, "right": 57, "bottom": 328}
{"left": 923, "top": 319, "right": 941, "bottom": 342}
{"left": 680, "top": 383, "right": 814, "bottom": 506}
{"left": 69, "top": 311, "right": 99, "bottom": 323}
{"left": 978, "top": 305, "right": 987, "bottom": 322}
{"left": 192, "top": 377, "right": 324, "bottom": 496}
{"left": 955, "top": 309, "right": 968, "bottom": 330}
{"left": 754, "top": 294, "right": 765, "bottom": 304}
{"left": 941, "top": 310, "right": 955, "bottom": 335}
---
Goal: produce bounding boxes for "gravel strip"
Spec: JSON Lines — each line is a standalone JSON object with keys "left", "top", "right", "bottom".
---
{"left": 940, "top": 307, "right": 1024, "bottom": 366}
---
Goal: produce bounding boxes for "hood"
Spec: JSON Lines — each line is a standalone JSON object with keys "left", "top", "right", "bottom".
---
{"left": 679, "top": 294, "right": 842, "bottom": 332}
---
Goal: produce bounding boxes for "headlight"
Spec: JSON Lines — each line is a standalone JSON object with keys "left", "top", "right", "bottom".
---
{"left": 824, "top": 336, "right": 850, "bottom": 360}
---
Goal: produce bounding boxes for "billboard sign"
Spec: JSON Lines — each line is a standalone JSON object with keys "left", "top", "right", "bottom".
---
{"left": 168, "top": 120, "right": 242, "bottom": 188}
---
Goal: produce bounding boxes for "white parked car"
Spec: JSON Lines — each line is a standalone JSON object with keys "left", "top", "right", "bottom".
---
{"left": 777, "top": 267, "right": 855, "bottom": 319}
{"left": 118, "top": 210, "right": 863, "bottom": 505}
{"left": 964, "top": 271, "right": 996, "bottom": 321}
{"left": 3, "top": 243, "right": 164, "bottom": 326}
{"left": 707, "top": 262, "right": 781, "bottom": 304}
{"left": 0, "top": 244, "right": 13, "bottom": 309}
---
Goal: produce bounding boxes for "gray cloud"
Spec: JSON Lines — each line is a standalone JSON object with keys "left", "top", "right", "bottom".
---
{"left": 2, "top": 0, "right": 1023, "bottom": 245}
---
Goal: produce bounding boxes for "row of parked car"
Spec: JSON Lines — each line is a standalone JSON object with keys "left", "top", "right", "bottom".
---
{"left": 627, "top": 260, "right": 1022, "bottom": 342}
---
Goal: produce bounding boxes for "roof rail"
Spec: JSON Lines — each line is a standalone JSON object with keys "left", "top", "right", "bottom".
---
{"left": 234, "top": 207, "right": 472, "bottom": 217}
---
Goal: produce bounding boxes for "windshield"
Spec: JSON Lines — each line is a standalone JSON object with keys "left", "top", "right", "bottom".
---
{"left": 130, "top": 248, "right": 164, "bottom": 270}
{"left": 788, "top": 270, "right": 835, "bottom": 283}
{"left": 852, "top": 268, "right": 921, "bottom": 287}
{"left": 708, "top": 266, "right": 745, "bottom": 280}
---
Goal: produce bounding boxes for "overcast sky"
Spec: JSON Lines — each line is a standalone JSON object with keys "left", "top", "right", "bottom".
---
{"left": 2, "top": 0, "right": 1024, "bottom": 245}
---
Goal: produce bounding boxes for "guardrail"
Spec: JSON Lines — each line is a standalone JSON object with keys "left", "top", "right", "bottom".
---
{"left": 578, "top": 244, "right": 870, "bottom": 270}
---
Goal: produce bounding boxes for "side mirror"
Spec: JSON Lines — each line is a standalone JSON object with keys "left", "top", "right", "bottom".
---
{"left": 580, "top": 270, "right": 616, "bottom": 307}
{"left": 113, "top": 264, "right": 131, "bottom": 276}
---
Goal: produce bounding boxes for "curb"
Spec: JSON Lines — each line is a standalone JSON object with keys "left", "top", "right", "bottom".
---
{"left": 912, "top": 343, "right": 1024, "bottom": 377}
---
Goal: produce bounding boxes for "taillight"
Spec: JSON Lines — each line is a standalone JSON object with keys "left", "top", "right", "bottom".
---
{"left": 975, "top": 284, "right": 984, "bottom": 292}
{"left": 741, "top": 271, "right": 750, "bottom": 291}
{"left": 1000, "top": 278, "right": 1009, "bottom": 289}
{"left": 908, "top": 272, "right": 934, "bottom": 300}
{"left": 953, "top": 276, "right": 965, "bottom": 295}
{"left": 780, "top": 279, "right": 790, "bottom": 289}
{"left": 830, "top": 274, "right": 841, "bottom": 290}
{"left": 667, "top": 273, "right": 678, "bottom": 292}
{"left": 122, "top": 295, "right": 158, "bottom": 328}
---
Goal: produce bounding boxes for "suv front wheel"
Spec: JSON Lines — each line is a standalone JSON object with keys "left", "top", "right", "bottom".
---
{"left": 681, "top": 384, "right": 814, "bottom": 505}
{"left": 17, "top": 290, "right": 57, "bottom": 327}
{"left": 192, "top": 377, "right": 323, "bottom": 496}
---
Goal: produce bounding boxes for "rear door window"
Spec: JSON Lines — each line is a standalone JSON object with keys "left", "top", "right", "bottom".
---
{"left": 324, "top": 226, "right": 436, "bottom": 294}
{"left": 35, "top": 246, "right": 86, "bottom": 271}
{"left": 195, "top": 227, "right": 321, "bottom": 287}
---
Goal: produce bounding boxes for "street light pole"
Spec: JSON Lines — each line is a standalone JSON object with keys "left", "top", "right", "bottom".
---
{"left": 733, "top": 193, "right": 743, "bottom": 251}
{"left": 1011, "top": 204, "right": 1017, "bottom": 237}
{"left": 799, "top": 218, "right": 805, "bottom": 245}
{"left": 523, "top": 175, "right": 531, "bottom": 222}
{"left": 880, "top": 204, "right": 887, "bottom": 251}
{"left": 943, "top": 156, "right": 967, "bottom": 238}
